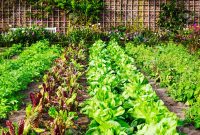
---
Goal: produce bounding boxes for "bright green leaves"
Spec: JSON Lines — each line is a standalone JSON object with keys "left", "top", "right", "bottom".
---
{"left": 81, "top": 40, "right": 133, "bottom": 134}
{"left": 82, "top": 40, "right": 178, "bottom": 134}
{"left": 136, "top": 117, "right": 178, "bottom": 135}
{"left": 0, "top": 44, "right": 23, "bottom": 63}
{"left": 187, "top": 102, "right": 200, "bottom": 128}
{"left": 48, "top": 107, "right": 58, "bottom": 118}
{"left": 0, "top": 40, "right": 61, "bottom": 119}
{"left": 126, "top": 42, "right": 200, "bottom": 128}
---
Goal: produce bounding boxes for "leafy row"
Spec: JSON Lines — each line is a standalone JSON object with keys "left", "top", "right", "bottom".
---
{"left": 125, "top": 42, "right": 200, "bottom": 128}
{"left": 81, "top": 40, "right": 178, "bottom": 134}
{"left": 0, "top": 44, "right": 23, "bottom": 63}
{"left": 0, "top": 40, "right": 61, "bottom": 119}
{"left": 1, "top": 42, "right": 88, "bottom": 134}
{"left": 0, "top": 41, "right": 57, "bottom": 75}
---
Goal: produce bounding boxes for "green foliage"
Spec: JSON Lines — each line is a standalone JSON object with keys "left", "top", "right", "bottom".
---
{"left": 0, "top": 40, "right": 61, "bottom": 119}
{"left": 175, "top": 24, "right": 200, "bottom": 52}
{"left": 187, "top": 101, "right": 200, "bottom": 128}
{"left": 48, "top": 107, "right": 78, "bottom": 131}
{"left": 138, "top": 29, "right": 162, "bottom": 46}
{"left": 0, "top": 44, "right": 23, "bottom": 63}
{"left": 108, "top": 25, "right": 127, "bottom": 42}
{"left": 81, "top": 40, "right": 178, "bottom": 134}
{"left": 0, "top": 26, "right": 66, "bottom": 47}
{"left": 0, "top": 25, "right": 105, "bottom": 47}
{"left": 158, "top": 0, "right": 190, "bottom": 33}
{"left": 66, "top": 25, "right": 104, "bottom": 45}
{"left": 27, "top": 0, "right": 103, "bottom": 25}
{"left": 125, "top": 42, "right": 200, "bottom": 129}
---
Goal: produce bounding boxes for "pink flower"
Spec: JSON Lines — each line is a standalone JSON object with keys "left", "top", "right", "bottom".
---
{"left": 193, "top": 23, "right": 197, "bottom": 28}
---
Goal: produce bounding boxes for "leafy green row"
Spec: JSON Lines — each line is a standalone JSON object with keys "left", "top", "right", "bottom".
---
{"left": 125, "top": 42, "right": 200, "bottom": 128}
{"left": 81, "top": 40, "right": 178, "bottom": 135}
{"left": 0, "top": 44, "right": 23, "bottom": 63}
{"left": 0, "top": 41, "right": 56, "bottom": 76}
{"left": 0, "top": 40, "right": 61, "bottom": 119}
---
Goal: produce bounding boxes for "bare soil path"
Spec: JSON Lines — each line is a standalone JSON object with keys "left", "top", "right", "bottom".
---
{"left": 0, "top": 47, "right": 6, "bottom": 52}
{"left": 0, "top": 81, "right": 42, "bottom": 127}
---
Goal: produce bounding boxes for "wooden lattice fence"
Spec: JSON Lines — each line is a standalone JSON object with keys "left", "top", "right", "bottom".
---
{"left": 102, "top": 0, "right": 200, "bottom": 30}
{"left": 0, "top": 0, "right": 200, "bottom": 33}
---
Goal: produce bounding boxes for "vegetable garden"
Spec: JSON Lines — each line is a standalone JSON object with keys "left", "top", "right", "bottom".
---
{"left": 0, "top": 0, "right": 200, "bottom": 135}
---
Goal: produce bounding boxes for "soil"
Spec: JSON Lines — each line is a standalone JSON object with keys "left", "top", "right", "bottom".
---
{"left": 11, "top": 55, "right": 18, "bottom": 59}
{"left": 0, "top": 81, "right": 42, "bottom": 127}
{"left": 76, "top": 64, "right": 90, "bottom": 132}
{"left": 0, "top": 47, "right": 6, "bottom": 53}
{"left": 148, "top": 79, "right": 188, "bottom": 120}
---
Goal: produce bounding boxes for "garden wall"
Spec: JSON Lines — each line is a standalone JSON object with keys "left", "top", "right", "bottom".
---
{"left": 0, "top": 0, "right": 200, "bottom": 33}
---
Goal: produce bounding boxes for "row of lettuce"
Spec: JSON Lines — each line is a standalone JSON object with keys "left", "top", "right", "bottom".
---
{"left": 81, "top": 40, "right": 178, "bottom": 134}
{"left": 0, "top": 41, "right": 61, "bottom": 119}
{"left": 125, "top": 42, "right": 200, "bottom": 128}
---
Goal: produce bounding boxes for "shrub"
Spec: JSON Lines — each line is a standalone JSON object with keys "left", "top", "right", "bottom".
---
{"left": 158, "top": 0, "right": 190, "bottom": 33}
{"left": 0, "top": 26, "right": 66, "bottom": 47}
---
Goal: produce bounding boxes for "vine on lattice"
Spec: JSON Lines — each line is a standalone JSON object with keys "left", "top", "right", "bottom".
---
{"left": 26, "top": 0, "right": 104, "bottom": 25}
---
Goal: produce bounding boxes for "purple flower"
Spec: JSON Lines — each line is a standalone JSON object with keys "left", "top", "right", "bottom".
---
{"left": 193, "top": 23, "right": 197, "bottom": 27}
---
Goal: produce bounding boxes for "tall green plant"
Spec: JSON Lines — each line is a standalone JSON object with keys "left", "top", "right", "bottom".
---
{"left": 27, "top": 0, "right": 103, "bottom": 25}
{"left": 158, "top": 0, "right": 190, "bottom": 33}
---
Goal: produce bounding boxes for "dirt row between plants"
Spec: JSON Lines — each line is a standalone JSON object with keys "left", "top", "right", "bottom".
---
{"left": 0, "top": 47, "right": 6, "bottom": 52}
{"left": 148, "top": 78, "right": 200, "bottom": 135}
{"left": 8, "top": 81, "right": 42, "bottom": 123}
{"left": 0, "top": 81, "right": 42, "bottom": 127}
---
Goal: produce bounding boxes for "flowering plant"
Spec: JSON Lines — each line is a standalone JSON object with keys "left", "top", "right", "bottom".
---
{"left": 186, "top": 23, "right": 200, "bottom": 52}
{"left": 175, "top": 22, "right": 200, "bottom": 52}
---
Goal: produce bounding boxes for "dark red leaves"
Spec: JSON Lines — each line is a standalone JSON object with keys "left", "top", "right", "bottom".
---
{"left": 2, "top": 120, "right": 24, "bottom": 135}
{"left": 1, "top": 131, "right": 8, "bottom": 135}
{"left": 43, "top": 83, "right": 47, "bottom": 92}
{"left": 54, "top": 125, "right": 60, "bottom": 135}
{"left": 63, "top": 91, "right": 67, "bottom": 98}
{"left": 18, "top": 120, "right": 24, "bottom": 135}
{"left": 30, "top": 92, "right": 42, "bottom": 107}
{"left": 6, "top": 121, "right": 15, "bottom": 135}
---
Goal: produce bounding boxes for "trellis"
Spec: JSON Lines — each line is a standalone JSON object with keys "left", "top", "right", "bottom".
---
{"left": 102, "top": 0, "right": 200, "bottom": 30}
{"left": 0, "top": 0, "right": 200, "bottom": 33}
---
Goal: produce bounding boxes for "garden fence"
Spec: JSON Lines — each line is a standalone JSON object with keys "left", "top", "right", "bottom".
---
{"left": 0, "top": 0, "right": 200, "bottom": 33}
